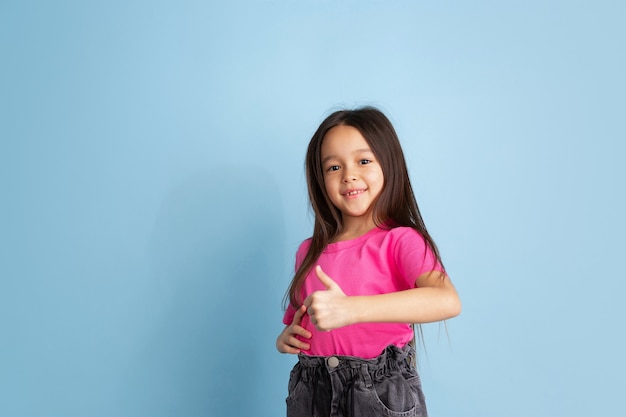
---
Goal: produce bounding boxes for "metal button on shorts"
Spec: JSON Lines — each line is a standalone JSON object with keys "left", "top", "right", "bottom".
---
{"left": 327, "top": 356, "right": 339, "bottom": 368}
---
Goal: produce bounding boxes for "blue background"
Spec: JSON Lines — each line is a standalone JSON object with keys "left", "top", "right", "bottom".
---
{"left": 1, "top": 1, "right": 624, "bottom": 416}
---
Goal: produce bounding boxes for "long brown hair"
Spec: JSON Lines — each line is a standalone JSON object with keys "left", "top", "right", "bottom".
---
{"left": 286, "top": 107, "right": 444, "bottom": 308}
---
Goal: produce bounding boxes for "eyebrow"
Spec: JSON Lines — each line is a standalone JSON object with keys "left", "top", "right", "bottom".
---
{"left": 321, "top": 148, "right": 373, "bottom": 164}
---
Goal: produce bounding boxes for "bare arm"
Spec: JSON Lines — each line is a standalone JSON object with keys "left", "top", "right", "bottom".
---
{"left": 351, "top": 270, "right": 461, "bottom": 324}
{"left": 304, "top": 266, "right": 461, "bottom": 331}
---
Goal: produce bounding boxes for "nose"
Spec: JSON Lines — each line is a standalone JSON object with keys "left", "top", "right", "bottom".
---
{"left": 342, "top": 169, "right": 357, "bottom": 183}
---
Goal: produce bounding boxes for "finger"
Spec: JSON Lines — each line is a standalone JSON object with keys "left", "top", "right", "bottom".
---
{"left": 292, "top": 325, "right": 312, "bottom": 339}
{"left": 278, "top": 335, "right": 310, "bottom": 354}
{"left": 315, "top": 265, "right": 338, "bottom": 290}
{"left": 292, "top": 305, "right": 307, "bottom": 325}
{"left": 279, "top": 343, "right": 303, "bottom": 355}
{"left": 277, "top": 331, "right": 310, "bottom": 353}
{"left": 277, "top": 335, "right": 296, "bottom": 354}
{"left": 303, "top": 294, "right": 312, "bottom": 307}
{"left": 289, "top": 337, "right": 310, "bottom": 351}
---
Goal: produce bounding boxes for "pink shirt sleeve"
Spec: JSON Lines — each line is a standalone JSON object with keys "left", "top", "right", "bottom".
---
{"left": 283, "top": 304, "right": 296, "bottom": 325}
{"left": 392, "top": 228, "right": 444, "bottom": 287}
{"left": 282, "top": 239, "right": 312, "bottom": 325}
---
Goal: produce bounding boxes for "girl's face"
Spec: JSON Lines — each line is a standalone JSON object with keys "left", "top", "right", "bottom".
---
{"left": 320, "top": 125, "right": 384, "bottom": 227}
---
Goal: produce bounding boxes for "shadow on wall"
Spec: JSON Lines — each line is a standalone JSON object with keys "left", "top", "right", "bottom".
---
{"left": 118, "top": 166, "right": 284, "bottom": 417}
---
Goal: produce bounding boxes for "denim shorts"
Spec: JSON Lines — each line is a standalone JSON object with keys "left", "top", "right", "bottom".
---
{"left": 286, "top": 344, "right": 428, "bottom": 417}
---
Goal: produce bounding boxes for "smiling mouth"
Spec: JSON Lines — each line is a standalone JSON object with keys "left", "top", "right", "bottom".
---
{"left": 343, "top": 189, "right": 366, "bottom": 197}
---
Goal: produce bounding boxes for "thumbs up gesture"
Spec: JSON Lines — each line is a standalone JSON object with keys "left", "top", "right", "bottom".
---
{"left": 303, "top": 265, "right": 352, "bottom": 331}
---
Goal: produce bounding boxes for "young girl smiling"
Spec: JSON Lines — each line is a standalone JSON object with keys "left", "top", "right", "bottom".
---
{"left": 277, "top": 107, "right": 461, "bottom": 417}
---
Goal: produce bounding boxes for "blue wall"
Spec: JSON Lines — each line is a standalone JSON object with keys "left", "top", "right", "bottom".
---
{"left": 1, "top": 1, "right": 624, "bottom": 416}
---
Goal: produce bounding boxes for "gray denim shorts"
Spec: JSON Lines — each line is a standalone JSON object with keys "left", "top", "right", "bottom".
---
{"left": 286, "top": 343, "right": 428, "bottom": 417}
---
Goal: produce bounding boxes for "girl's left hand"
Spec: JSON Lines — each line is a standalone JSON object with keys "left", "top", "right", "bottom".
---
{"left": 303, "top": 266, "right": 351, "bottom": 331}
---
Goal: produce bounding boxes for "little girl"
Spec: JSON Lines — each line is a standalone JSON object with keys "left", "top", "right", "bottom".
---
{"left": 276, "top": 107, "right": 461, "bottom": 417}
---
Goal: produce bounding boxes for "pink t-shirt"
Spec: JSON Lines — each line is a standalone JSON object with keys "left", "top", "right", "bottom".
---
{"left": 283, "top": 226, "right": 443, "bottom": 359}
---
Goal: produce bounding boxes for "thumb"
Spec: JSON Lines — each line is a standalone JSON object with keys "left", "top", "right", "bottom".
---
{"left": 315, "top": 265, "right": 339, "bottom": 290}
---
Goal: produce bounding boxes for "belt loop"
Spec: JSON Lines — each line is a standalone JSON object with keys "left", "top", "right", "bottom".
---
{"left": 406, "top": 342, "right": 417, "bottom": 369}
{"left": 361, "top": 364, "right": 372, "bottom": 388}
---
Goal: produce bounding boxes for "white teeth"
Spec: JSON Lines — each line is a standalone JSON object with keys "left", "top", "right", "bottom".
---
{"left": 346, "top": 190, "right": 362, "bottom": 196}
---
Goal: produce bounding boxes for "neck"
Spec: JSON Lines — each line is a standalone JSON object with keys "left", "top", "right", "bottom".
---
{"left": 334, "top": 215, "right": 377, "bottom": 242}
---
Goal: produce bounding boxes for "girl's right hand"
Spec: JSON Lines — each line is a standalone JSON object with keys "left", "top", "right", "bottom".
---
{"left": 276, "top": 305, "right": 312, "bottom": 354}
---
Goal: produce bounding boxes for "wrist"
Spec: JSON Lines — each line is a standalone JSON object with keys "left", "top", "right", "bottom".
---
{"left": 346, "top": 295, "right": 366, "bottom": 325}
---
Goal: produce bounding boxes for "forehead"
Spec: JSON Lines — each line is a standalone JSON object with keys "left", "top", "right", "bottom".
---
{"left": 321, "top": 125, "right": 370, "bottom": 157}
